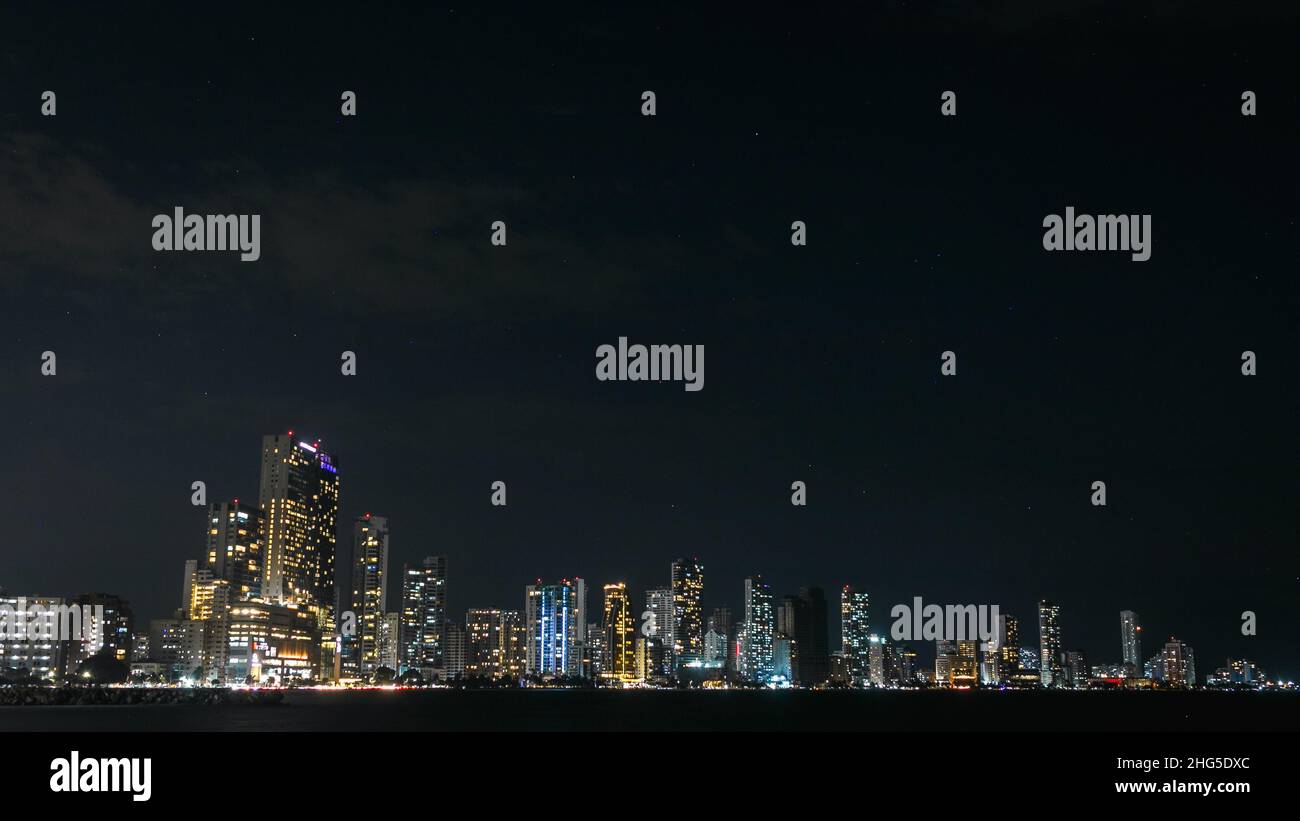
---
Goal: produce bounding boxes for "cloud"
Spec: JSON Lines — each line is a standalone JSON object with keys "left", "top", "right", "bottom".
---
{"left": 0, "top": 132, "right": 688, "bottom": 319}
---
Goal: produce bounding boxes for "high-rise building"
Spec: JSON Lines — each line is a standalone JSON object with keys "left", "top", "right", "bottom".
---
{"left": 935, "top": 640, "right": 956, "bottom": 685}
{"left": 350, "top": 514, "right": 390, "bottom": 676}
{"left": 742, "top": 576, "right": 774, "bottom": 683}
{"left": 224, "top": 600, "right": 320, "bottom": 684}
{"left": 645, "top": 587, "right": 674, "bottom": 677}
{"left": 1120, "top": 610, "right": 1142, "bottom": 677}
{"left": 829, "top": 651, "right": 851, "bottom": 686}
{"left": 65, "top": 593, "right": 134, "bottom": 671}
{"left": 442, "top": 620, "right": 466, "bottom": 679}
{"left": 952, "top": 640, "right": 979, "bottom": 687}
{"left": 204, "top": 500, "right": 264, "bottom": 601}
{"left": 1065, "top": 650, "right": 1088, "bottom": 688}
{"left": 707, "top": 607, "right": 732, "bottom": 638}
{"left": 788, "top": 587, "right": 829, "bottom": 685}
{"left": 1020, "top": 647, "right": 1039, "bottom": 672}
{"left": 377, "top": 613, "right": 401, "bottom": 672}
{"left": 772, "top": 633, "right": 797, "bottom": 684}
{"left": 525, "top": 580, "right": 580, "bottom": 678}
{"left": 258, "top": 432, "right": 340, "bottom": 679}
{"left": 602, "top": 583, "right": 636, "bottom": 681}
{"left": 573, "top": 578, "right": 588, "bottom": 678}
{"left": 703, "top": 627, "right": 728, "bottom": 664}
{"left": 466, "top": 608, "right": 503, "bottom": 678}
{"left": 0, "top": 594, "right": 68, "bottom": 681}
{"left": 671, "top": 557, "right": 704, "bottom": 662}
{"left": 996, "top": 615, "right": 1020, "bottom": 683}
{"left": 399, "top": 556, "right": 447, "bottom": 673}
{"left": 868, "top": 634, "right": 897, "bottom": 687}
{"left": 500, "top": 610, "right": 527, "bottom": 679}
{"left": 1037, "top": 599, "right": 1062, "bottom": 688}
{"left": 1161, "top": 637, "right": 1196, "bottom": 688}
{"left": 707, "top": 607, "right": 733, "bottom": 669}
{"left": 181, "top": 559, "right": 199, "bottom": 617}
{"left": 585, "top": 622, "right": 607, "bottom": 679}
{"left": 840, "top": 586, "right": 870, "bottom": 684}
{"left": 148, "top": 617, "right": 206, "bottom": 683}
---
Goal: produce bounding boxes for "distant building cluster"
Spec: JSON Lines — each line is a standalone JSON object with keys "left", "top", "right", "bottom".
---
{"left": 0, "top": 430, "right": 1288, "bottom": 693}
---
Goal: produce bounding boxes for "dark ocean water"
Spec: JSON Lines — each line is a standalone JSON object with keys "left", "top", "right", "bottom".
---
{"left": 3, "top": 689, "right": 1299, "bottom": 732}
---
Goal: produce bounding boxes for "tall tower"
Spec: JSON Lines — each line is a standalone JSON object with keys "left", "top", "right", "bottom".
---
{"left": 351, "top": 514, "right": 390, "bottom": 676}
{"left": 840, "top": 586, "right": 870, "bottom": 683}
{"left": 742, "top": 576, "right": 774, "bottom": 683}
{"left": 792, "top": 587, "right": 829, "bottom": 685}
{"left": 204, "top": 499, "right": 263, "bottom": 601}
{"left": 1037, "top": 600, "right": 1062, "bottom": 688}
{"left": 1120, "top": 610, "right": 1142, "bottom": 676}
{"left": 258, "top": 432, "right": 340, "bottom": 678}
{"left": 997, "top": 614, "right": 1021, "bottom": 681}
{"left": 499, "top": 610, "right": 527, "bottom": 679}
{"left": 645, "top": 587, "right": 674, "bottom": 676}
{"left": 525, "top": 580, "right": 579, "bottom": 678}
{"left": 670, "top": 557, "right": 704, "bottom": 662}
{"left": 465, "top": 609, "right": 503, "bottom": 678}
{"left": 399, "top": 556, "right": 447, "bottom": 672}
{"left": 603, "top": 582, "right": 636, "bottom": 681}
{"left": 572, "top": 578, "right": 587, "bottom": 677}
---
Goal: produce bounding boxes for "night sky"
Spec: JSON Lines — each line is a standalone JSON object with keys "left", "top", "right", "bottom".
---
{"left": 1, "top": 5, "right": 1296, "bottom": 677}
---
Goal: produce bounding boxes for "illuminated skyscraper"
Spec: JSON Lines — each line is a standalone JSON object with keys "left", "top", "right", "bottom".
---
{"left": 465, "top": 608, "right": 503, "bottom": 678}
{"left": 525, "top": 580, "right": 580, "bottom": 678}
{"left": 742, "top": 576, "right": 774, "bottom": 683}
{"left": 573, "top": 578, "right": 588, "bottom": 678}
{"left": 399, "top": 556, "right": 447, "bottom": 673}
{"left": 185, "top": 570, "right": 231, "bottom": 682}
{"left": 840, "top": 586, "right": 870, "bottom": 684}
{"left": 204, "top": 499, "right": 263, "bottom": 601}
{"left": 645, "top": 587, "right": 674, "bottom": 676}
{"left": 671, "top": 557, "right": 704, "bottom": 661}
{"left": 1120, "top": 610, "right": 1142, "bottom": 676}
{"left": 0, "top": 593, "right": 67, "bottom": 681}
{"left": 258, "top": 432, "right": 340, "bottom": 679}
{"left": 602, "top": 583, "right": 636, "bottom": 681}
{"left": 350, "top": 514, "right": 390, "bottom": 676}
{"left": 442, "top": 620, "right": 466, "bottom": 679}
{"left": 1037, "top": 600, "right": 1062, "bottom": 688}
{"left": 499, "top": 610, "right": 527, "bottom": 679}
{"left": 996, "top": 614, "right": 1020, "bottom": 683}
{"left": 586, "top": 622, "right": 607, "bottom": 678}
{"left": 225, "top": 600, "right": 320, "bottom": 683}
{"left": 377, "top": 613, "right": 401, "bottom": 672}
{"left": 703, "top": 628, "right": 728, "bottom": 664}
{"left": 951, "top": 640, "right": 979, "bottom": 687}
{"left": 66, "top": 593, "right": 134, "bottom": 670}
{"left": 1161, "top": 637, "right": 1196, "bottom": 688}
{"left": 867, "top": 634, "right": 897, "bottom": 687}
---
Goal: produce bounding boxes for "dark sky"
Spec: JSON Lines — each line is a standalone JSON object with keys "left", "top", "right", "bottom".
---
{"left": 1, "top": 4, "right": 1296, "bottom": 677}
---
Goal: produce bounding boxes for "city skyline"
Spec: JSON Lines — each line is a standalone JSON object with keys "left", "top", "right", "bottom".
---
{"left": 3, "top": 5, "right": 1296, "bottom": 688}
{"left": 2, "top": 431, "right": 1290, "bottom": 684}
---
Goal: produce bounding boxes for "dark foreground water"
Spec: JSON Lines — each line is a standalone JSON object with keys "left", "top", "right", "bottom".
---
{"left": 3, "top": 689, "right": 1299, "bottom": 732}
